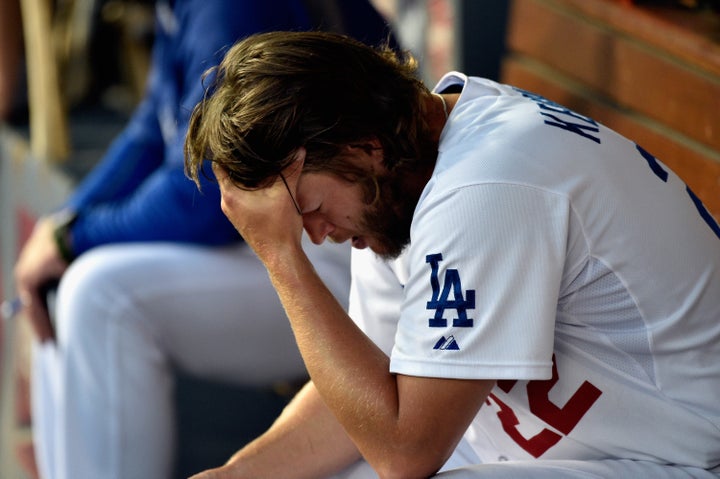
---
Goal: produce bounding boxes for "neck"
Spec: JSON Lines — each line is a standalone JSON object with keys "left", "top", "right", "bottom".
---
{"left": 433, "top": 93, "right": 449, "bottom": 120}
{"left": 427, "top": 92, "right": 458, "bottom": 143}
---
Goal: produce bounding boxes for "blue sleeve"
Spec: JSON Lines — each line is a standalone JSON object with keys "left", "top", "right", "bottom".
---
{"left": 67, "top": 0, "right": 317, "bottom": 253}
{"left": 66, "top": 51, "right": 165, "bottom": 210}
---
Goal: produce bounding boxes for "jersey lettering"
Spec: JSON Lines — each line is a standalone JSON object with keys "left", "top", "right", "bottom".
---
{"left": 637, "top": 144, "right": 720, "bottom": 239}
{"left": 514, "top": 88, "right": 601, "bottom": 144}
{"left": 637, "top": 143, "right": 669, "bottom": 182}
{"left": 539, "top": 113, "right": 601, "bottom": 144}
{"left": 687, "top": 187, "right": 720, "bottom": 239}
{"left": 425, "top": 253, "right": 475, "bottom": 328}
{"left": 487, "top": 355, "right": 602, "bottom": 457}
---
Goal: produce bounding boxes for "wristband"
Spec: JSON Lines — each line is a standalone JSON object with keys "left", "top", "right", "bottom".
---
{"left": 51, "top": 209, "right": 78, "bottom": 263}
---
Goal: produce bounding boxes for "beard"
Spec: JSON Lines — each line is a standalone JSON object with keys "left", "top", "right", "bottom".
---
{"left": 355, "top": 134, "right": 438, "bottom": 260}
{"left": 359, "top": 171, "right": 422, "bottom": 260}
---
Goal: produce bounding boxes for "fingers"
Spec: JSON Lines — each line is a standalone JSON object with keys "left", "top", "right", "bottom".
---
{"left": 11, "top": 218, "right": 66, "bottom": 343}
{"left": 15, "top": 280, "right": 57, "bottom": 342}
{"left": 210, "top": 147, "right": 307, "bottom": 189}
{"left": 210, "top": 149, "right": 307, "bottom": 258}
{"left": 21, "top": 289, "right": 55, "bottom": 343}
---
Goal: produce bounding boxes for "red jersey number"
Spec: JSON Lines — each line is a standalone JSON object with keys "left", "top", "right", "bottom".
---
{"left": 486, "top": 355, "right": 602, "bottom": 457}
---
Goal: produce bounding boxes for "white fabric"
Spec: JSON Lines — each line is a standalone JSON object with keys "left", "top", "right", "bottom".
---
{"left": 331, "top": 459, "right": 718, "bottom": 479}
{"left": 435, "top": 460, "right": 719, "bottom": 479}
{"left": 32, "top": 237, "right": 351, "bottom": 479}
{"left": 328, "top": 436, "right": 481, "bottom": 479}
{"left": 329, "top": 437, "right": 718, "bottom": 478}
{"left": 348, "top": 73, "right": 720, "bottom": 475}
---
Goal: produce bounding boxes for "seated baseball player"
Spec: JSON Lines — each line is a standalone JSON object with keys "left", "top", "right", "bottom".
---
{"left": 183, "top": 31, "right": 720, "bottom": 479}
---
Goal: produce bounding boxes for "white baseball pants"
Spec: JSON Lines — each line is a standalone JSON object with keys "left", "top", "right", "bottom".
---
{"left": 32, "top": 238, "right": 351, "bottom": 479}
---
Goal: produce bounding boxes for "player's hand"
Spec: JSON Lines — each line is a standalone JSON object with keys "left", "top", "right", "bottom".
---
{"left": 13, "top": 218, "right": 69, "bottom": 342}
{"left": 213, "top": 148, "right": 305, "bottom": 263}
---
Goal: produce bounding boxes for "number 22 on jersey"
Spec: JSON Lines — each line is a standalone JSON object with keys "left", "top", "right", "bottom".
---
{"left": 486, "top": 355, "right": 602, "bottom": 458}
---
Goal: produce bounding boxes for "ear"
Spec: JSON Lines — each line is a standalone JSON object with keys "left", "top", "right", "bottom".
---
{"left": 366, "top": 138, "right": 386, "bottom": 174}
{"left": 367, "top": 137, "right": 382, "bottom": 150}
{"left": 348, "top": 138, "right": 386, "bottom": 173}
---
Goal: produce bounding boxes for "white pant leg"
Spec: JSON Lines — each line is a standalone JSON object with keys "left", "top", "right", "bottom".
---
{"left": 437, "top": 459, "right": 719, "bottom": 479}
{"left": 318, "top": 435, "right": 719, "bottom": 479}
{"left": 327, "top": 460, "right": 379, "bottom": 479}
{"left": 32, "top": 238, "right": 351, "bottom": 479}
{"left": 328, "top": 458, "right": 718, "bottom": 479}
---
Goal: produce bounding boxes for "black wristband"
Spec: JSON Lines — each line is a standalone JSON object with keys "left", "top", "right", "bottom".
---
{"left": 51, "top": 210, "right": 78, "bottom": 264}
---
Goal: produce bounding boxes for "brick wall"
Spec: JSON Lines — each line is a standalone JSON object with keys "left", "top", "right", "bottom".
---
{"left": 502, "top": 0, "right": 720, "bottom": 218}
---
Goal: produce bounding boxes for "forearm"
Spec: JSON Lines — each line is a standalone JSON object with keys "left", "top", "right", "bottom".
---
{"left": 209, "top": 162, "right": 487, "bottom": 477}
{"left": 219, "top": 382, "right": 361, "bottom": 479}
{"left": 264, "top": 250, "right": 410, "bottom": 468}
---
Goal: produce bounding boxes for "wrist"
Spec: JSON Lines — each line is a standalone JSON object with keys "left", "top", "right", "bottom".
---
{"left": 50, "top": 209, "right": 78, "bottom": 264}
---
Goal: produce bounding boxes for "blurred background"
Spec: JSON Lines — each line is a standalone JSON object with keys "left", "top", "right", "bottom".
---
{"left": 1, "top": 0, "right": 718, "bottom": 478}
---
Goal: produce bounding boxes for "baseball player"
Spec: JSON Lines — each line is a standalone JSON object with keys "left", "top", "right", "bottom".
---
{"left": 184, "top": 32, "right": 720, "bottom": 478}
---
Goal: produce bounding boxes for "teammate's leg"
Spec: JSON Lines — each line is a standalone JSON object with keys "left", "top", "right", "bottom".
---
{"left": 32, "top": 238, "right": 350, "bottom": 479}
{"left": 157, "top": 237, "right": 350, "bottom": 384}
{"left": 322, "top": 437, "right": 718, "bottom": 479}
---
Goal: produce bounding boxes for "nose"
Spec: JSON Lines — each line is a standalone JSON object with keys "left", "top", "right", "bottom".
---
{"left": 303, "top": 213, "right": 334, "bottom": 244}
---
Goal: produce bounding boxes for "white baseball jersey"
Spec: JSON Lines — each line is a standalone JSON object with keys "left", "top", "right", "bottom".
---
{"left": 348, "top": 72, "right": 720, "bottom": 470}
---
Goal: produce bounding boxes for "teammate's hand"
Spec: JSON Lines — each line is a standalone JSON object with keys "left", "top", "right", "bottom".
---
{"left": 13, "top": 218, "right": 69, "bottom": 342}
{"left": 213, "top": 148, "right": 306, "bottom": 263}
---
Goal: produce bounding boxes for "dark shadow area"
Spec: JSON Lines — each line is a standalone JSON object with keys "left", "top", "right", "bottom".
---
{"left": 174, "top": 372, "right": 295, "bottom": 478}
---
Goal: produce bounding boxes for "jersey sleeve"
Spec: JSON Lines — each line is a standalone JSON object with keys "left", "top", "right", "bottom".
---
{"left": 348, "top": 248, "right": 405, "bottom": 356}
{"left": 389, "top": 183, "right": 570, "bottom": 380}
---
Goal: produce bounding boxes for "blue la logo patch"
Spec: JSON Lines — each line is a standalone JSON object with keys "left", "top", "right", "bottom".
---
{"left": 425, "top": 253, "right": 475, "bottom": 328}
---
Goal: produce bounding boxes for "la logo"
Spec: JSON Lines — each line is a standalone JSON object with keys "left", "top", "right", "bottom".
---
{"left": 425, "top": 253, "right": 475, "bottom": 328}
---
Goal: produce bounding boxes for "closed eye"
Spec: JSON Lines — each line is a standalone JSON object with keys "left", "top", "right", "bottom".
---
{"left": 301, "top": 202, "right": 322, "bottom": 216}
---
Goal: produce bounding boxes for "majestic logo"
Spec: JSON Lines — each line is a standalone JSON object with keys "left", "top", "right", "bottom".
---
{"left": 433, "top": 335, "right": 460, "bottom": 350}
{"left": 425, "top": 253, "right": 475, "bottom": 328}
